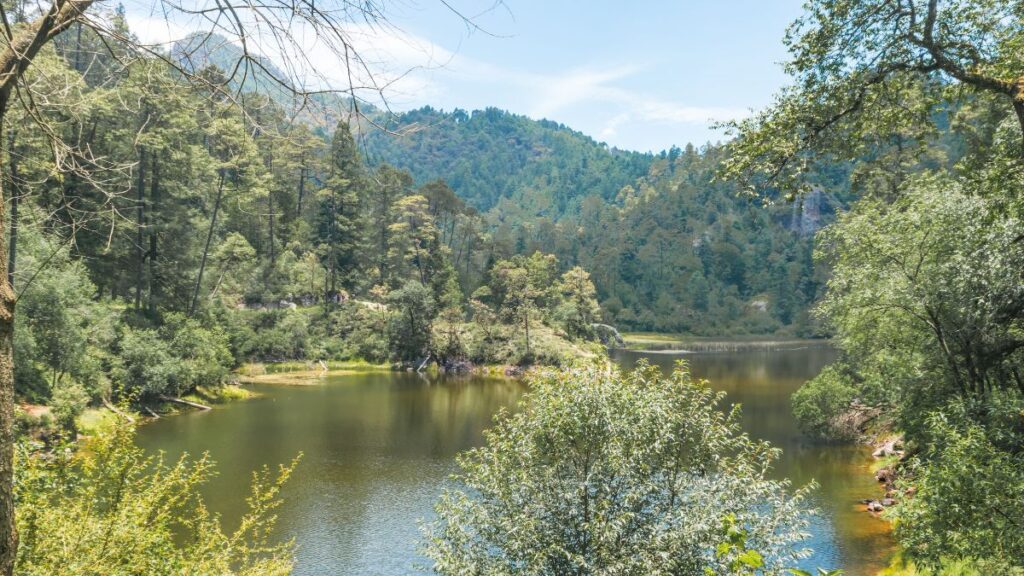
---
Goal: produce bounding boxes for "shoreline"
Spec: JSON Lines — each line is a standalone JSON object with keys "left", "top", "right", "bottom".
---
{"left": 618, "top": 333, "right": 831, "bottom": 352}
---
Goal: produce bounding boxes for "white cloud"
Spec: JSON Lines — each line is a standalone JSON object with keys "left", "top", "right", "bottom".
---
{"left": 120, "top": 4, "right": 746, "bottom": 148}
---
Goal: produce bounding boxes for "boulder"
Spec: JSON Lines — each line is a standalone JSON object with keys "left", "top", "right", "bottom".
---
{"left": 872, "top": 438, "right": 905, "bottom": 459}
{"left": 875, "top": 468, "right": 891, "bottom": 483}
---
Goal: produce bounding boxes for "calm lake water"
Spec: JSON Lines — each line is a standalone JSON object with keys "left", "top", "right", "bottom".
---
{"left": 135, "top": 343, "right": 893, "bottom": 575}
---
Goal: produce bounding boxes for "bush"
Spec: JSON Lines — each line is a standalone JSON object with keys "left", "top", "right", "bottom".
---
{"left": 111, "top": 328, "right": 180, "bottom": 398}
{"left": 49, "top": 382, "right": 90, "bottom": 434}
{"left": 387, "top": 280, "right": 435, "bottom": 361}
{"left": 14, "top": 423, "right": 295, "bottom": 575}
{"left": 791, "top": 365, "right": 858, "bottom": 441}
{"left": 111, "top": 318, "right": 234, "bottom": 400}
{"left": 162, "top": 314, "right": 233, "bottom": 389}
{"left": 423, "top": 362, "right": 814, "bottom": 575}
{"left": 893, "top": 409, "right": 1024, "bottom": 572}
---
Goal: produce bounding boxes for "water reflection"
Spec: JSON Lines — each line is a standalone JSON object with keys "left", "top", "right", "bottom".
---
{"left": 136, "top": 345, "right": 892, "bottom": 575}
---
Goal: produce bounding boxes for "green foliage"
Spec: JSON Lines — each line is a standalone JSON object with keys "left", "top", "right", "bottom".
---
{"left": 553, "top": 266, "right": 601, "bottom": 340}
{"left": 812, "top": 176, "right": 1024, "bottom": 442}
{"left": 13, "top": 219, "right": 115, "bottom": 403}
{"left": 720, "top": 0, "right": 1024, "bottom": 199}
{"left": 49, "top": 382, "right": 90, "bottom": 434}
{"left": 111, "top": 328, "right": 181, "bottom": 398}
{"left": 893, "top": 409, "right": 1024, "bottom": 573}
{"left": 423, "top": 362, "right": 813, "bottom": 575}
{"left": 14, "top": 422, "right": 295, "bottom": 575}
{"left": 362, "top": 106, "right": 654, "bottom": 215}
{"left": 315, "top": 121, "right": 365, "bottom": 296}
{"left": 387, "top": 280, "right": 436, "bottom": 361}
{"left": 161, "top": 314, "right": 234, "bottom": 389}
{"left": 790, "top": 366, "right": 858, "bottom": 441}
{"left": 111, "top": 318, "right": 232, "bottom": 400}
{"left": 880, "top": 554, "right": 1024, "bottom": 576}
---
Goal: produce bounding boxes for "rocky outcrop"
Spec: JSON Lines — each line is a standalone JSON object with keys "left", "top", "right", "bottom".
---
{"left": 789, "top": 187, "right": 825, "bottom": 236}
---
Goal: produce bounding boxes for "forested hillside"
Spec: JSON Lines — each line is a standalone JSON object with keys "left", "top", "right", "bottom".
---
{"left": 159, "top": 32, "right": 845, "bottom": 336}
{"left": 12, "top": 20, "right": 623, "bottom": 436}
{"left": 360, "top": 106, "right": 654, "bottom": 214}
{"left": 358, "top": 107, "right": 848, "bottom": 335}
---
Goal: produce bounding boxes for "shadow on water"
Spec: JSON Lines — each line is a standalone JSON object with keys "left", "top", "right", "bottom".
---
{"left": 136, "top": 343, "right": 893, "bottom": 575}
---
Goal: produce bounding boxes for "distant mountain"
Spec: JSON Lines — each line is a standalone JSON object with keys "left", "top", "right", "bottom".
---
{"left": 358, "top": 106, "right": 655, "bottom": 215}
{"left": 171, "top": 32, "right": 353, "bottom": 128}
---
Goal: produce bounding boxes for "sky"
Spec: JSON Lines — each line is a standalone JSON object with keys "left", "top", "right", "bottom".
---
{"left": 124, "top": 1, "right": 805, "bottom": 153}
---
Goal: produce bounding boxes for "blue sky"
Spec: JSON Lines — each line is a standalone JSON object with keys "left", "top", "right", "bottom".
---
{"left": 127, "top": 1, "right": 805, "bottom": 152}
{"left": 380, "top": 1, "right": 806, "bottom": 151}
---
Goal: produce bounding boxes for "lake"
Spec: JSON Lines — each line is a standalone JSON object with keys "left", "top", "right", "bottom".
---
{"left": 135, "top": 343, "right": 893, "bottom": 575}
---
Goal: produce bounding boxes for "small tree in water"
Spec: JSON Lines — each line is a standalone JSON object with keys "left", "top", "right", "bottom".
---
{"left": 423, "top": 361, "right": 815, "bottom": 575}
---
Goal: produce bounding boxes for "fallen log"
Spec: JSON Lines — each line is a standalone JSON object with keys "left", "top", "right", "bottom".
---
{"left": 417, "top": 353, "right": 432, "bottom": 373}
{"left": 159, "top": 395, "right": 212, "bottom": 411}
{"left": 102, "top": 397, "right": 136, "bottom": 423}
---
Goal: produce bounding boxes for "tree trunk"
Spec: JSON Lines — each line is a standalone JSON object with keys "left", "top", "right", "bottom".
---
{"left": 134, "top": 145, "right": 146, "bottom": 310}
{"left": 1014, "top": 98, "right": 1024, "bottom": 150}
{"left": 5, "top": 133, "right": 17, "bottom": 288}
{"left": 190, "top": 169, "right": 225, "bottom": 316}
{"left": 0, "top": 115, "right": 18, "bottom": 576}
{"left": 297, "top": 166, "right": 306, "bottom": 213}
{"left": 0, "top": 4, "right": 103, "bottom": 571}
{"left": 148, "top": 153, "right": 159, "bottom": 315}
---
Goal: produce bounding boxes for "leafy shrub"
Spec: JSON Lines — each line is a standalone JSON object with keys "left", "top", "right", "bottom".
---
{"left": 791, "top": 365, "right": 858, "bottom": 441}
{"left": 49, "top": 382, "right": 90, "bottom": 434}
{"left": 893, "top": 410, "right": 1024, "bottom": 572}
{"left": 14, "top": 423, "right": 295, "bottom": 575}
{"left": 111, "top": 328, "right": 180, "bottom": 398}
{"left": 424, "top": 362, "right": 813, "bottom": 574}
{"left": 162, "top": 314, "right": 233, "bottom": 389}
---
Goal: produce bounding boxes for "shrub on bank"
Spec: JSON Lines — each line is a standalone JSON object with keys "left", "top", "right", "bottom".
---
{"left": 14, "top": 422, "right": 296, "bottom": 575}
{"left": 424, "top": 362, "right": 814, "bottom": 574}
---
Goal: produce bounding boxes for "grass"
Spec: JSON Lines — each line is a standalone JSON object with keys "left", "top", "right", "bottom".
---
{"left": 621, "top": 332, "right": 689, "bottom": 343}
{"left": 183, "top": 384, "right": 256, "bottom": 405}
{"left": 620, "top": 331, "right": 830, "bottom": 351}
{"left": 238, "top": 360, "right": 390, "bottom": 378}
{"left": 76, "top": 407, "right": 128, "bottom": 436}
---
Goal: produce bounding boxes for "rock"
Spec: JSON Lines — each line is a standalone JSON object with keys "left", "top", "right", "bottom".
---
{"left": 875, "top": 468, "right": 891, "bottom": 483}
{"left": 440, "top": 359, "right": 474, "bottom": 374}
{"left": 504, "top": 365, "right": 525, "bottom": 377}
{"left": 867, "top": 500, "right": 885, "bottom": 512}
{"left": 872, "top": 438, "right": 905, "bottom": 459}
{"left": 881, "top": 498, "right": 896, "bottom": 507}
